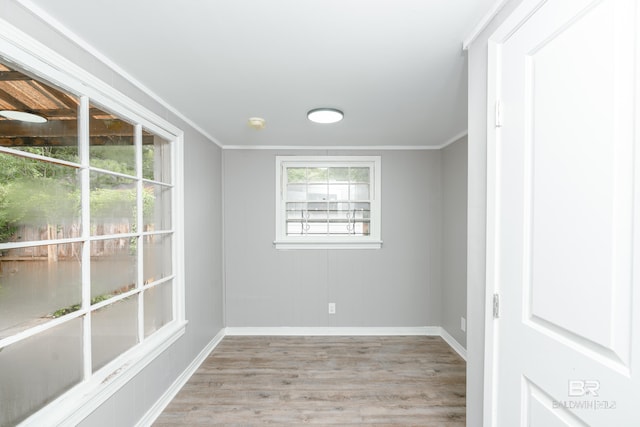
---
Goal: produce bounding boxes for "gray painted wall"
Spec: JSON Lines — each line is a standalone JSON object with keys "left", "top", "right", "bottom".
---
{"left": 441, "top": 136, "right": 467, "bottom": 346}
{"left": 224, "top": 150, "right": 444, "bottom": 328}
{"left": 466, "top": 1, "right": 524, "bottom": 425}
{"left": 2, "top": 2, "right": 225, "bottom": 425}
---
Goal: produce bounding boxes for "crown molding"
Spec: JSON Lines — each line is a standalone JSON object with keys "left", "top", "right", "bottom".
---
{"left": 462, "top": 0, "right": 510, "bottom": 50}
{"left": 222, "top": 131, "right": 468, "bottom": 151}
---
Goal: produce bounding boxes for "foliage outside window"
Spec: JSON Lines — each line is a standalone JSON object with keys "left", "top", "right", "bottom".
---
{"left": 0, "top": 62, "right": 178, "bottom": 426}
{"left": 275, "top": 156, "right": 382, "bottom": 249}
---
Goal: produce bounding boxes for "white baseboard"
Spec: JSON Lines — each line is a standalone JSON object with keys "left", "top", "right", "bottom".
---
{"left": 224, "top": 326, "right": 441, "bottom": 336}
{"left": 136, "top": 328, "right": 225, "bottom": 427}
{"left": 439, "top": 327, "right": 467, "bottom": 361}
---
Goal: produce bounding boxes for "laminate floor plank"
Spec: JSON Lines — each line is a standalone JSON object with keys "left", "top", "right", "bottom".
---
{"left": 154, "top": 336, "right": 465, "bottom": 426}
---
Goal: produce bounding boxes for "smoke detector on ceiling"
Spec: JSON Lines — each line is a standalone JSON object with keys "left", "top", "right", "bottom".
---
{"left": 248, "top": 117, "right": 266, "bottom": 130}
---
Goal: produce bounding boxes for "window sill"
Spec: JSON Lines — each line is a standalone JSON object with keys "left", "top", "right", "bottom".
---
{"left": 21, "top": 320, "right": 187, "bottom": 427}
{"left": 273, "top": 240, "right": 383, "bottom": 250}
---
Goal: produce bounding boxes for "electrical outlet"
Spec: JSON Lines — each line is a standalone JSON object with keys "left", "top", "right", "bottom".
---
{"left": 461, "top": 317, "right": 466, "bottom": 332}
{"left": 328, "top": 302, "right": 336, "bottom": 314}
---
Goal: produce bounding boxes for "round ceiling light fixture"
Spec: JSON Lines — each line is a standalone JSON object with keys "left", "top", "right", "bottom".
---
{"left": 0, "top": 110, "right": 47, "bottom": 123}
{"left": 307, "top": 108, "right": 344, "bottom": 124}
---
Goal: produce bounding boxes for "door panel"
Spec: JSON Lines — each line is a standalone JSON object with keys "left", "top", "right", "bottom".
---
{"left": 527, "top": 0, "right": 630, "bottom": 358}
{"left": 491, "top": 0, "right": 639, "bottom": 425}
{"left": 525, "top": 378, "right": 587, "bottom": 427}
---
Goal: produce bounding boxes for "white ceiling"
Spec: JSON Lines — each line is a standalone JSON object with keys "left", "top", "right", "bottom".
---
{"left": 26, "top": 0, "right": 494, "bottom": 148}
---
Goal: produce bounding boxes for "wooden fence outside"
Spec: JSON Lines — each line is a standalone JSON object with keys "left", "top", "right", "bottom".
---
{"left": 1, "top": 222, "right": 137, "bottom": 261}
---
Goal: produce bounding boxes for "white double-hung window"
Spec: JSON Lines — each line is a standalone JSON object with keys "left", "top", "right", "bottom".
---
{"left": 275, "top": 156, "right": 382, "bottom": 249}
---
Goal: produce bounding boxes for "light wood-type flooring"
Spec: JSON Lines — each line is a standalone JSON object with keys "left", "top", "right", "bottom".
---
{"left": 154, "top": 335, "right": 466, "bottom": 426}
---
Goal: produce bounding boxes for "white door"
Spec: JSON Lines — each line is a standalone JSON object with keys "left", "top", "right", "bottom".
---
{"left": 489, "top": 0, "right": 640, "bottom": 425}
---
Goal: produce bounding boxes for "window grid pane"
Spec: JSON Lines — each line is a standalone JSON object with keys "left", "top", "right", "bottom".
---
{"left": 143, "top": 233, "right": 172, "bottom": 285}
{"left": 142, "top": 130, "right": 172, "bottom": 184}
{"left": 89, "top": 105, "right": 136, "bottom": 176}
{"left": 0, "top": 152, "right": 81, "bottom": 245}
{"left": 0, "top": 243, "right": 82, "bottom": 339}
{"left": 144, "top": 280, "right": 173, "bottom": 338}
{"left": 0, "top": 318, "right": 83, "bottom": 427}
{"left": 90, "top": 238, "right": 137, "bottom": 301}
{"left": 284, "top": 165, "right": 372, "bottom": 237}
{"left": 91, "top": 296, "right": 138, "bottom": 372}
{"left": 143, "top": 183, "right": 172, "bottom": 232}
{"left": 89, "top": 171, "right": 137, "bottom": 236}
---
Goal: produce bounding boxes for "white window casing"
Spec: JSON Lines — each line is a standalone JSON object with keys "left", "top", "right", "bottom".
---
{"left": 0, "top": 18, "right": 186, "bottom": 427}
{"left": 275, "top": 156, "right": 382, "bottom": 249}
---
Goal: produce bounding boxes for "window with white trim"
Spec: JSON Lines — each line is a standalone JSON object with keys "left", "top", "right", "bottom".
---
{"left": 275, "top": 156, "right": 381, "bottom": 249}
{"left": 0, "top": 60, "right": 183, "bottom": 426}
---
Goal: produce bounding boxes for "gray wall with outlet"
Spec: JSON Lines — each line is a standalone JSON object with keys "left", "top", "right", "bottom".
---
{"left": 223, "top": 142, "right": 467, "bottom": 334}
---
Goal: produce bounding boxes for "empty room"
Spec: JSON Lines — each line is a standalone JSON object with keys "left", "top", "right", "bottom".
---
{"left": 0, "top": 0, "right": 638, "bottom": 426}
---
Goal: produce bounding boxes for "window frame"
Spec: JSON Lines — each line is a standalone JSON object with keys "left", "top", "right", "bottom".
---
{"left": 0, "top": 22, "right": 186, "bottom": 427}
{"left": 275, "top": 155, "right": 382, "bottom": 249}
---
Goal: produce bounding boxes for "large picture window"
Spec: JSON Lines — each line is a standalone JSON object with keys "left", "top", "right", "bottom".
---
{"left": 0, "top": 61, "right": 182, "bottom": 425}
{"left": 275, "top": 156, "right": 382, "bottom": 249}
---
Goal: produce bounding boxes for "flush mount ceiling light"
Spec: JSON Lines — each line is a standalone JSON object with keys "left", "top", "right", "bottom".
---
{"left": 0, "top": 110, "right": 47, "bottom": 123}
{"left": 307, "top": 108, "right": 344, "bottom": 124}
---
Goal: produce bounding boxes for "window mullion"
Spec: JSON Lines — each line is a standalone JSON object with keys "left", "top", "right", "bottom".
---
{"left": 79, "top": 95, "right": 92, "bottom": 381}
{"left": 280, "top": 165, "right": 287, "bottom": 238}
{"left": 135, "top": 124, "right": 144, "bottom": 343}
{"left": 171, "top": 136, "right": 183, "bottom": 322}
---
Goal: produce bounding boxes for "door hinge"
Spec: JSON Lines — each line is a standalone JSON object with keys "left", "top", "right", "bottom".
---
{"left": 495, "top": 100, "right": 503, "bottom": 128}
{"left": 493, "top": 293, "right": 500, "bottom": 319}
